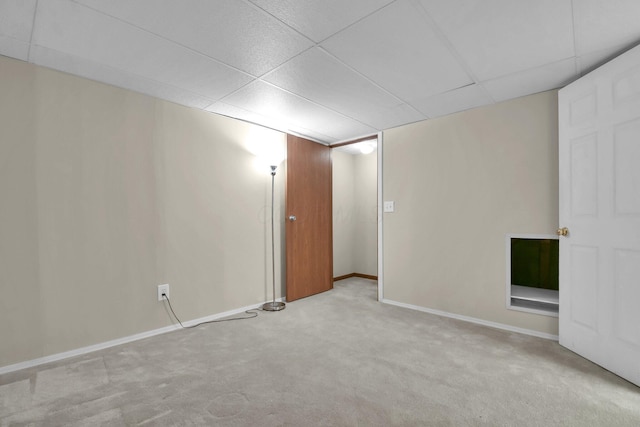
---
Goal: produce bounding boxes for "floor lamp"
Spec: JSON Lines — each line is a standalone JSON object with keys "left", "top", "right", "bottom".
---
{"left": 262, "top": 165, "right": 285, "bottom": 311}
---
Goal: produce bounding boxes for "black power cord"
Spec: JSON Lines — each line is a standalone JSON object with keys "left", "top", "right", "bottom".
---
{"left": 162, "top": 293, "right": 258, "bottom": 329}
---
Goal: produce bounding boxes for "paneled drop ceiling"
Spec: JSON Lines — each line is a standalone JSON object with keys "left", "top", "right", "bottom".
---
{"left": 2, "top": 0, "right": 640, "bottom": 144}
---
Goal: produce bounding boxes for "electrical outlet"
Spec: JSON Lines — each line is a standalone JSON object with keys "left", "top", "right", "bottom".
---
{"left": 384, "top": 201, "right": 395, "bottom": 213}
{"left": 157, "top": 284, "right": 170, "bottom": 302}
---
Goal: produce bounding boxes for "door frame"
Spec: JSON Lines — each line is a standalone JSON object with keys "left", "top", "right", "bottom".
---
{"left": 377, "top": 131, "right": 384, "bottom": 301}
{"left": 329, "top": 131, "right": 384, "bottom": 301}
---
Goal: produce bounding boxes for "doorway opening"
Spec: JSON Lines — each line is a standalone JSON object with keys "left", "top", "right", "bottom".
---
{"left": 331, "top": 135, "right": 379, "bottom": 296}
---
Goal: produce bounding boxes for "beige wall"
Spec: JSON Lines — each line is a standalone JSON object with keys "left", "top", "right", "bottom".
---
{"left": 353, "top": 152, "right": 378, "bottom": 276}
{"left": 0, "top": 56, "right": 285, "bottom": 368}
{"left": 332, "top": 149, "right": 377, "bottom": 278}
{"left": 332, "top": 151, "right": 355, "bottom": 277}
{"left": 0, "top": 52, "right": 559, "bottom": 367}
{"left": 383, "top": 91, "right": 559, "bottom": 336}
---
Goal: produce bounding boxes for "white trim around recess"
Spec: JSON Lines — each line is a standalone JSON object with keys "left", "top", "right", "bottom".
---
{"left": 506, "top": 233, "right": 560, "bottom": 317}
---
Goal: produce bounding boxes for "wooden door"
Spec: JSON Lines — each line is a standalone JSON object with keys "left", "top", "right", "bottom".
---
{"left": 286, "top": 135, "right": 333, "bottom": 302}
{"left": 558, "top": 44, "right": 640, "bottom": 387}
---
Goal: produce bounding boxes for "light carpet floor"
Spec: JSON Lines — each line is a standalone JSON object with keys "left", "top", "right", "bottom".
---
{"left": 1, "top": 277, "right": 639, "bottom": 426}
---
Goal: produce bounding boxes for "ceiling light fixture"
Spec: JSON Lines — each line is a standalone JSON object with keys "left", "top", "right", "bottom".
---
{"left": 360, "top": 143, "right": 375, "bottom": 155}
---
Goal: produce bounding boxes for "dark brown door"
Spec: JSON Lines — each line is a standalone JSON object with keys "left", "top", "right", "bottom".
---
{"left": 286, "top": 134, "right": 333, "bottom": 302}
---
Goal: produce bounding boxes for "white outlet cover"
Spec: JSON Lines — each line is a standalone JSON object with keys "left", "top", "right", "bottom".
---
{"left": 157, "top": 284, "right": 170, "bottom": 301}
{"left": 384, "top": 201, "right": 395, "bottom": 213}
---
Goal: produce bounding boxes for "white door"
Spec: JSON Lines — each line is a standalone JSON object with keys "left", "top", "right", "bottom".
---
{"left": 558, "top": 44, "right": 640, "bottom": 387}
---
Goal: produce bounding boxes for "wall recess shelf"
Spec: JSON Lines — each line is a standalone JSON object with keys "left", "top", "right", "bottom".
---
{"left": 506, "top": 233, "right": 559, "bottom": 317}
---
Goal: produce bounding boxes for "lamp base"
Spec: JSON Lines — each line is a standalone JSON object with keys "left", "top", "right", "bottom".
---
{"left": 262, "top": 301, "right": 286, "bottom": 311}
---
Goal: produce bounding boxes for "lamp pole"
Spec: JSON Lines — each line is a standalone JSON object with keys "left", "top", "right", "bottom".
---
{"left": 262, "top": 165, "right": 285, "bottom": 311}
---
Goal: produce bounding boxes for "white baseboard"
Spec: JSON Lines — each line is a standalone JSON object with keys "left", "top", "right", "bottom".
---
{"left": 381, "top": 298, "right": 559, "bottom": 341}
{"left": 0, "top": 298, "right": 284, "bottom": 375}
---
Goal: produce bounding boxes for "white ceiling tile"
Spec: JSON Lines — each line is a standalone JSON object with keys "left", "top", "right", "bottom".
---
{"left": 321, "top": 0, "right": 472, "bottom": 103}
{"left": 32, "top": 0, "right": 252, "bottom": 101}
{"left": 0, "top": 0, "right": 35, "bottom": 60}
{"left": 420, "top": 0, "right": 574, "bottom": 81}
{"left": 208, "top": 101, "right": 337, "bottom": 144}
{"left": 0, "top": 35, "right": 30, "bottom": 61}
{"left": 206, "top": 102, "right": 290, "bottom": 133}
{"left": 365, "top": 102, "right": 426, "bottom": 130}
{"left": 573, "top": 0, "right": 640, "bottom": 56}
{"left": 482, "top": 58, "right": 577, "bottom": 102}
{"left": 31, "top": 45, "right": 215, "bottom": 109}
{"left": 5, "top": 0, "right": 640, "bottom": 143}
{"left": 209, "top": 101, "right": 337, "bottom": 143}
{"left": 577, "top": 44, "right": 633, "bottom": 76}
{"left": 263, "top": 47, "right": 425, "bottom": 129}
{"left": 76, "top": 0, "right": 314, "bottom": 76}
{"left": 411, "top": 84, "right": 494, "bottom": 118}
{"left": 222, "top": 81, "right": 377, "bottom": 142}
{"left": 249, "top": 0, "right": 394, "bottom": 42}
{"left": 0, "top": 0, "right": 37, "bottom": 41}
{"left": 286, "top": 126, "right": 340, "bottom": 144}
